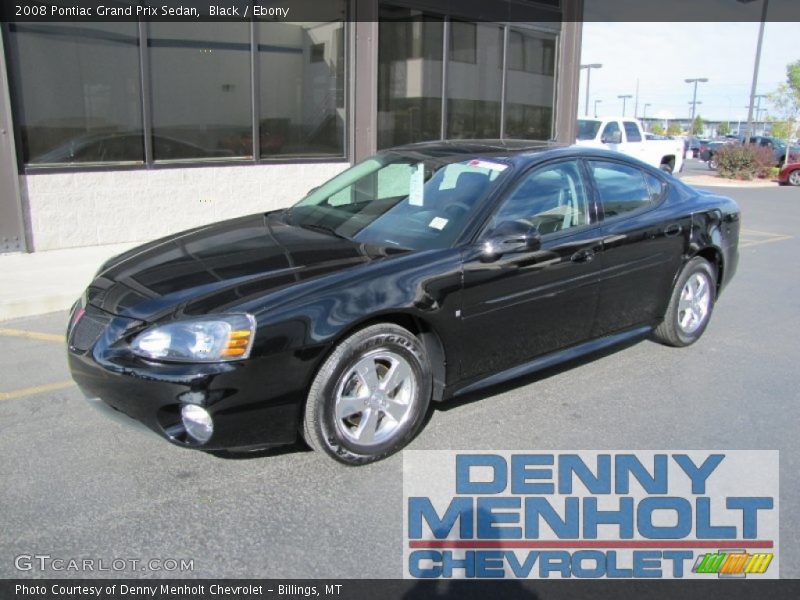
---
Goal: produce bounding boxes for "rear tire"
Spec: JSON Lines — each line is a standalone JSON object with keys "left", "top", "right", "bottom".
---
{"left": 653, "top": 257, "right": 716, "bottom": 347}
{"left": 302, "top": 323, "right": 432, "bottom": 465}
{"left": 788, "top": 169, "right": 800, "bottom": 186}
{"left": 660, "top": 162, "right": 673, "bottom": 174}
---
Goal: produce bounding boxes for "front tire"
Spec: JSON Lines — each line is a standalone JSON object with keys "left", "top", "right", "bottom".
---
{"left": 302, "top": 323, "right": 432, "bottom": 465}
{"left": 788, "top": 169, "right": 800, "bottom": 186}
{"left": 653, "top": 257, "right": 716, "bottom": 347}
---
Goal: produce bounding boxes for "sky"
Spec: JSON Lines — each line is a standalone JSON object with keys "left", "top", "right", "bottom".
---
{"left": 579, "top": 21, "right": 800, "bottom": 125}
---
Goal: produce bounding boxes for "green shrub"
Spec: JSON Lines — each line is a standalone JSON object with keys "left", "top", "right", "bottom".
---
{"left": 714, "top": 144, "right": 775, "bottom": 180}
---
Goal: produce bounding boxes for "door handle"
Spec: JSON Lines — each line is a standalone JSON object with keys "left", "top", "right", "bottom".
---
{"left": 664, "top": 223, "right": 683, "bottom": 237}
{"left": 571, "top": 249, "right": 595, "bottom": 263}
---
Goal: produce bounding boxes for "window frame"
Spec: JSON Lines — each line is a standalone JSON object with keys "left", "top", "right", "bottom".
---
{"left": 584, "top": 158, "right": 668, "bottom": 223}
{"left": 6, "top": 16, "right": 351, "bottom": 174}
{"left": 475, "top": 158, "right": 600, "bottom": 245}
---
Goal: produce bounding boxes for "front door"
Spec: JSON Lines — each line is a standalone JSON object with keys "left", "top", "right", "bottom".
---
{"left": 458, "top": 159, "right": 604, "bottom": 381}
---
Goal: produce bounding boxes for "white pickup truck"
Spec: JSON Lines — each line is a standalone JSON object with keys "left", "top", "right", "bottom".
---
{"left": 575, "top": 117, "right": 684, "bottom": 174}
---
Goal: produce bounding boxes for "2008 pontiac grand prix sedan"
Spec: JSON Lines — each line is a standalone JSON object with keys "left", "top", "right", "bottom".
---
{"left": 67, "top": 141, "right": 739, "bottom": 465}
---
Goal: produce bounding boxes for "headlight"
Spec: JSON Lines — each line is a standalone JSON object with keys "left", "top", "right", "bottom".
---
{"left": 131, "top": 314, "right": 256, "bottom": 362}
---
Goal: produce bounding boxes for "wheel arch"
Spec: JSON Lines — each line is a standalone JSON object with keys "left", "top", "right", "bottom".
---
{"left": 689, "top": 246, "right": 724, "bottom": 294}
{"left": 309, "top": 311, "right": 449, "bottom": 408}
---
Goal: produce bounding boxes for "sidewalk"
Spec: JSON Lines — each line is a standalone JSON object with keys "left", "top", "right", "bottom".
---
{"left": 679, "top": 174, "right": 778, "bottom": 188}
{"left": 0, "top": 242, "right": 138, "bottom": 321}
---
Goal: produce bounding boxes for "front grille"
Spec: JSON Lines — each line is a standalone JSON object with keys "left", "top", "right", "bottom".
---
{"left": 70, "top": 311, "right": 112, "bottom": 352}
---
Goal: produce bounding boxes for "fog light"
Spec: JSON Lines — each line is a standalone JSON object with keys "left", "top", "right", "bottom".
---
{"left": 181, "top": 404, "right": 213, "bottom": 443}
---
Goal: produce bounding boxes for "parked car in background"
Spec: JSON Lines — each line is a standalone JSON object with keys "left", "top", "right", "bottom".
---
{"left": 576, "top": 117, "right": 685, "bottom": 173}
{"left": 778, "top": 160, "right": 800, "bottom": 186}
{"left": 68, "top": 141, "right": 739, "bottom": 464}
{"left": 688, "top": 137, "right": 710, "bottom": 158}
{"left": 744, "top": 136, "right": 800, "bottom": 167}
{"left": 701, "top": 141, "right": 733, "bottom": 170}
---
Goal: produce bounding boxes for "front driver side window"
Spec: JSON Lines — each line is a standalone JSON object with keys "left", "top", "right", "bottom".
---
{"left": 489, "top": 160, "right": 589, "bottom": 235}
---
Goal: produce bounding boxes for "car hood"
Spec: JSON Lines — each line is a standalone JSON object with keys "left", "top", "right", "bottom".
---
{"left": 85, "top": 211, "right": 406, "bottom": 321}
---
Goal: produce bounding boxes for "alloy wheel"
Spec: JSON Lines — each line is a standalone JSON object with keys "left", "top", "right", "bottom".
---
{"left": 334, "top": 350, "right": 417, "bottom": 447}
{"left": 677, "top": 272, "right": 712, "bottom": 334}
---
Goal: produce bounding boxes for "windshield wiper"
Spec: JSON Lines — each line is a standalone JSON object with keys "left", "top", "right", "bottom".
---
{"left": 298, "top": 223, "right": 351, "bottom": 241}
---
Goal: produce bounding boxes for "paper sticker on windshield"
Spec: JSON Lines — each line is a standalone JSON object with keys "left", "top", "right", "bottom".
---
{"left": 429, "top": 217, "right": 448, "bottom": 231}
{"left": 468, "top": 159, "right": 508, "bottom": 172}
{"left": 409, "top": 163, "right": 425, "bottom": 206}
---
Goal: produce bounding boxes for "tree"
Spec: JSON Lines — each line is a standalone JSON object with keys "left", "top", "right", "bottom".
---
{"left": 717, "top": 121, "right": 731, "bottom": 136}
{"left": 769, "top": 59, "right": 800, "bottom": 162}
{"left": 692, "top": 115, "right": 704, "bottom": 136}
{"left": 650, "top": 123, "right": 665, "bottom": 136}
{"left": 666, "top": 122, "right": 682, "bottom": 137}
{"left": 767, "top": 118, "right": 792, "bottom": 140}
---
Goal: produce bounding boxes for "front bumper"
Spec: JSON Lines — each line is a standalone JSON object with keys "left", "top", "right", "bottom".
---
{"left": 67, "top": 305, "right": 314, "bottom": 451}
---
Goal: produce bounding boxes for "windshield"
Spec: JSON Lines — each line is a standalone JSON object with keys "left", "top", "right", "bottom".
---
{"left": 576, "top": 120, "right": 602, "bottom": 141}
{"left": 288, "top": 153, "right": 510, "bottom": 250}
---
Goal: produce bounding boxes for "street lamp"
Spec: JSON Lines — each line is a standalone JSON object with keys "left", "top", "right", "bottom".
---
{"left": 618, "top": 94, "right": 633, "bottom": 117}
{"left": 688, "top": 101, "right": 703, "bottom": 135}
{"left": 685, "top": 77, "right": 709, "bottom": 131}
{"left": 737, "top": 0, "right": 769, "bottom": 144}
{"left": 594, "top": 99, "right": 602, "bottom": 118}
{"left": 641, "top": 103, "right": 652, "bottom": 130}
{"left": 580, "top": 63, "right": 603, "bottom": 117}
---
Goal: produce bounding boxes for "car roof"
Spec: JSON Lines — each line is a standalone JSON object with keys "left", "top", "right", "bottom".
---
{"left": 380, "top": 139, "right": 662, "bottom": 171}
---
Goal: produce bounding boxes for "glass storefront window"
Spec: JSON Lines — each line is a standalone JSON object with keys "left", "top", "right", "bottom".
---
{"left": 378, "top": 6, "right": 444, "bottom": 149}
{"left": 7, "top": 22, "right": 143, "bottom": 165}
{"left": 149, "top": 22, "right": 253, "bottom": 160}
{"left": 446, "top": 23, "right": 504, "bottom": 139}
{"left": 505, "top": 28, "right": 556, "bottom": 140}
{"left": 257, "top": 21, "right": 346, "bottom": 158}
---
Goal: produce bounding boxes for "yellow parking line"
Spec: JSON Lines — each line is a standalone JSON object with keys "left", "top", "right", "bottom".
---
{"left": 740, "top": 228, "right": 789, "bottom": 238}
{"left": 0, "top": 328, "right": 65, "bottom": 343}
{"left": 739, "top": 236, "right": 793, "bottom": 249}
{"left": 0, "top": 380, "right": 76, "bottom": 402}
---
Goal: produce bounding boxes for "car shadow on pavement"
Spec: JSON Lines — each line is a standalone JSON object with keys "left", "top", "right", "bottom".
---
{"left": 207, "top": 441, "right": 312, "bottom": 461}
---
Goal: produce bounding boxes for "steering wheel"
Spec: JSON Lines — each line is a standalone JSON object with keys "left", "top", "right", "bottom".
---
{"left": 443, "top": 201, "right": 472, "bottom": 219}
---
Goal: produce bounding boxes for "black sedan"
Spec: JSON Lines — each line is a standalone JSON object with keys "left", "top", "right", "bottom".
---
{"left": 67, "top": 142, "right": 740, "bottom": 465}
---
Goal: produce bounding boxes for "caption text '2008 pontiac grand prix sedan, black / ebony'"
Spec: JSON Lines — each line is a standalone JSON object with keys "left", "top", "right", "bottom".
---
{"left": 67, "top": 142, "right": 740, "bottom": 465}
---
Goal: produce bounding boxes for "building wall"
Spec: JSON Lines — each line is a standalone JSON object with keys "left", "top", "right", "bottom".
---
{"left": 21, "top": 162, "right": 348, "bottom": 251}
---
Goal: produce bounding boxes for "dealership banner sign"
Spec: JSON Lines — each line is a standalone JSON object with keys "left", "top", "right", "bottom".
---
{"left": 403, "top": 451, "right": 779, "bottom": 579}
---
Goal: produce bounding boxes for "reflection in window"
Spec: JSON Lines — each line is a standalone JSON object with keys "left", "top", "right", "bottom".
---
{"left": 378, "top": 6, "right": 444, "bottom": 149}
{"left": 449, "top": 21, "right": 476, "bottom": 64}
{"left": 504, "top": 28, "right": 556, "bottom": 140}
{"left": 590, "top": 161, "right": 652, "bottom": 217}
{"left": 7, "top": 23, "right": 143, "bottom": 165}
{"left": 149, "top": 23, "right": 252, "bottom": 160}
{"left": 258, "top": 20, "right": 346, "bottom": 158}
{"left": 447, "top": 23, "right": 504, "bottom": 139}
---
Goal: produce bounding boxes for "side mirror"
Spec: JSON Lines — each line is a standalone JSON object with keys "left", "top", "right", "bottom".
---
{"left": 602, "top": 130, "right": 622, "bottom": 144}
{"left": 481, "top": 220, "right": 541, "bottom": 261}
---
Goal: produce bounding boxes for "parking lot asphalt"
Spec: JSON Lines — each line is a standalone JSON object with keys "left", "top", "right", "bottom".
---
{"left": 1, "top": 171, "right": 798, "bottom": 579}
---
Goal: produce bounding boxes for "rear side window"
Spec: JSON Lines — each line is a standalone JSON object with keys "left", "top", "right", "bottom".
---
{"left": 623, "top": 121, "right": 642, "bottom": 142}
{"left": 589, "top": 161, "right": 652, "bottom": 218}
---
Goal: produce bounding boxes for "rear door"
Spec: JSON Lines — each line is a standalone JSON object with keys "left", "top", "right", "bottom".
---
{"left": 458, "top": 159, "right": 604, "bottom": 381}
{"left": 586, "top": 159, "right": 688, "bottom": 337}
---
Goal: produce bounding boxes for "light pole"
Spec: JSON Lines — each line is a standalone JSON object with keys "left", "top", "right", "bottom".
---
{"left": 688, "top": 101, "right": 703, "bottom": 135}
{"left": 754, "top": 94, "right": 767, "bottom": 135}
{"left": 618, "top": 94, "right": 633, "bottom": 117}
{"left": 594, "top": 99, "right": 603, "bottom": 118}
{"left": 737, "top": 0, "right": 769, "bottom": 144}
{"left": 642, "top": 103, "right": 652, "bottom": 130}
{"left": 685, "top": 77, "right": 709, "bottom": 132}
{"left": 580, "top": 63, "right": 603, "bottom": 117}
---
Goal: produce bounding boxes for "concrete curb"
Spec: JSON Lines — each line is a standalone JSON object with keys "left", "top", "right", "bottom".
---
{"left": 680, "top": 175, "right": 778, "bottom": 188}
